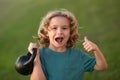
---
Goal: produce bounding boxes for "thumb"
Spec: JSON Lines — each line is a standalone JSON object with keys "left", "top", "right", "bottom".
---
{"left": 84, "top": 36, "right": 88, "bottom": 42}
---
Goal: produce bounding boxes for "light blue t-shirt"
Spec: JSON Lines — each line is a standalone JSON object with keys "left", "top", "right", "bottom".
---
{"left": 39, "top": 47, "right": 96, "bottom": 80}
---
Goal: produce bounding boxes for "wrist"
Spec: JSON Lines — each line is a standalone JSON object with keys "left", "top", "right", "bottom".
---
{"left": 93, "top": 45, "right": 99, "bottom": 52}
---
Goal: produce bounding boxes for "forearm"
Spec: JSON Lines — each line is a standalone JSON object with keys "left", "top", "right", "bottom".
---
{"left": 94, "top": 47, "right": 108, "bottom": 70}
{"left": 28, "top": 43, "right": 46, "bottom": 80}
{"left": 30, "top": 60, "right": 46, "bottom": 80}
{"left": 83, "top": 36, "right": 108, "bottom": 70}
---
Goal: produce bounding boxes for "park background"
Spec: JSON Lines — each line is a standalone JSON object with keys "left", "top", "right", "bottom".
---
{"left": 0, "top": 0, "right": 120, "bottom": 80}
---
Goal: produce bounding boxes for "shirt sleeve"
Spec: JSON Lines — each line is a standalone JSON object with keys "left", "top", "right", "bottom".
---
{"left": 39, "top": 47, "right": 48, "bottom": 77}
{"left": 80, "top": 50, "right": 96, "bottom": 72}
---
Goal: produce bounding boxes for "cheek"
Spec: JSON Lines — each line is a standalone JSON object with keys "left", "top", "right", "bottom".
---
{"left": 65, "top": 31, "right": 70, "bottom": 40}
{"left": 47, "top": 31, "right": 55, "bottom": 39}
{"left": 66, "top": 30, "right": 70, "bottom": 36}
{"left": 49, "top": 30, "right": 56, "bottom": 35}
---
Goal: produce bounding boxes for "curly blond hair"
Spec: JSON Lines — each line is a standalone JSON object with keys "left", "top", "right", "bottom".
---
{"left": 38, "top": 9, "right": 79, "bottom": 47}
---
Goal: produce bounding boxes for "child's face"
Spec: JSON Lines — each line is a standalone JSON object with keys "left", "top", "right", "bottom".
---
{"left": 47, "top": 16, "right": 70, "bottom": 48}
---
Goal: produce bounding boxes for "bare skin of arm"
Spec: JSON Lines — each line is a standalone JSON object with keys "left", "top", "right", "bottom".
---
{"left": 28, "top": 43, "right": 46, "bottom": 80}
{"left": 83, "top": 36, "right": 108, "bottom": 71}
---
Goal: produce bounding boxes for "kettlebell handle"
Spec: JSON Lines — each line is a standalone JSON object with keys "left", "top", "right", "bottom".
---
{"left": 24, "top": 48, "right": 37, "bottom": 65}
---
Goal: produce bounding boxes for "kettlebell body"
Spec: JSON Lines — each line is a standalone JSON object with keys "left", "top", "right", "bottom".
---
{"left": 15, "top": 48, "right": 37, "bottom": 75}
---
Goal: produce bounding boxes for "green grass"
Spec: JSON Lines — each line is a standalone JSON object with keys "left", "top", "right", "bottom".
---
{"left": 0, "top": 0, "right": 120, "bottom": 80}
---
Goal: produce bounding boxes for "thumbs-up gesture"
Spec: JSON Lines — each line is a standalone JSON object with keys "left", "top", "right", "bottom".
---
{"left": 83, "top": 36, "right": 108, "bottom": 70}
{"left": 83, "top": 36, "right": 98, "bottom": 52}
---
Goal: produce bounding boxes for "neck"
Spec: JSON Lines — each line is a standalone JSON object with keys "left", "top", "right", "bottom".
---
{"left": 48, "top": 45, "right": 67, "bottom": 52}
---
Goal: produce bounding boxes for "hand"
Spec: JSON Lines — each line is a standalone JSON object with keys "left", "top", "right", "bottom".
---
{"left": 82, "top": 36, "right": 98, "bottom": 52}
{"left": 28, "top": 42, "right": 40, "bottom": 61}
{"left": 28, "top": 42, "right": 39, "bottom": 53}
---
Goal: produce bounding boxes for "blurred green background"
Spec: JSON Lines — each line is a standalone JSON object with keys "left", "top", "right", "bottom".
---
{"left": 0, "top": 0, "right": 120, "bottom": 80}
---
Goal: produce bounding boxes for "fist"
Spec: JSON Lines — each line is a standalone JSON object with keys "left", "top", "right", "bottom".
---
{"left": 28, "top": 42, "right": 40, "bottom": 61}
{"left": 28, "top": 42, "right": 38, "bottom": 54}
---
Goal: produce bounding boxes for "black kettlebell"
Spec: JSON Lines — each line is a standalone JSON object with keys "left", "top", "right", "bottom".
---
{"left": 15, "top": 48, "right": 37, "bottom": 75}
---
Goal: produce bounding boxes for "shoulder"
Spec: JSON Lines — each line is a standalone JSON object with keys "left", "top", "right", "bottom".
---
{"left": 39, "top": 47, "right": 48, "bottom": 51}
{"left": 69, "top": 48, "right": 93, "bottom": 59}
{"left": 68, "top": 48, "right": 86, "bottom": 57}
{"left": 69, "top": 48, "right": 84, "bottom": 54}
{"left": 39, "top": 47, "right": 53, "bottom": 56}
{"left": 39, "top": 47, "right": 44, "bottom": 51}
{"left": 39, "top": 47, "right": 44, "bottom": 54}
{"left": 39, "top": 47, "right": 47, "bottom": 55}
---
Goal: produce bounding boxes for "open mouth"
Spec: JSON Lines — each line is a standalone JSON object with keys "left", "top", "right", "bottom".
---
{"left": 55, "top": 37, "right": 63, "bottom": 43}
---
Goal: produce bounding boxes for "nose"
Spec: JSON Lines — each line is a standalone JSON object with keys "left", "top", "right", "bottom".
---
{"left": 57, "top": 28, "right": 63, "bottom": 35}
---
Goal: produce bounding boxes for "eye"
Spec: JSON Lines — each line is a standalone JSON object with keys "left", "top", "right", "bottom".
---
{"left": 50, "top": 26, "right": 57, "bottom": 30}
{"left": 62, "top": 26, "right": 68, "bottom": 30}
{"left": 63, "top": 27, "right": 67, "bottom": 30}
{"left": 52, "top": 27, "right": 57, "bottom": 30}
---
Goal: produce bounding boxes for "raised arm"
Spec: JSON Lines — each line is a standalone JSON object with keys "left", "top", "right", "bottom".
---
{"left": 83, "top": 36, "right": 108, "bottom": 71}
{"left": 28, "top": 43, "right": 46, "bottom": 80}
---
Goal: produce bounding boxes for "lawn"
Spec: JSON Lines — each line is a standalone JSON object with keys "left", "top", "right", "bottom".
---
{"left": 0, "top": 0, "right": 120, "bottom": 80}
